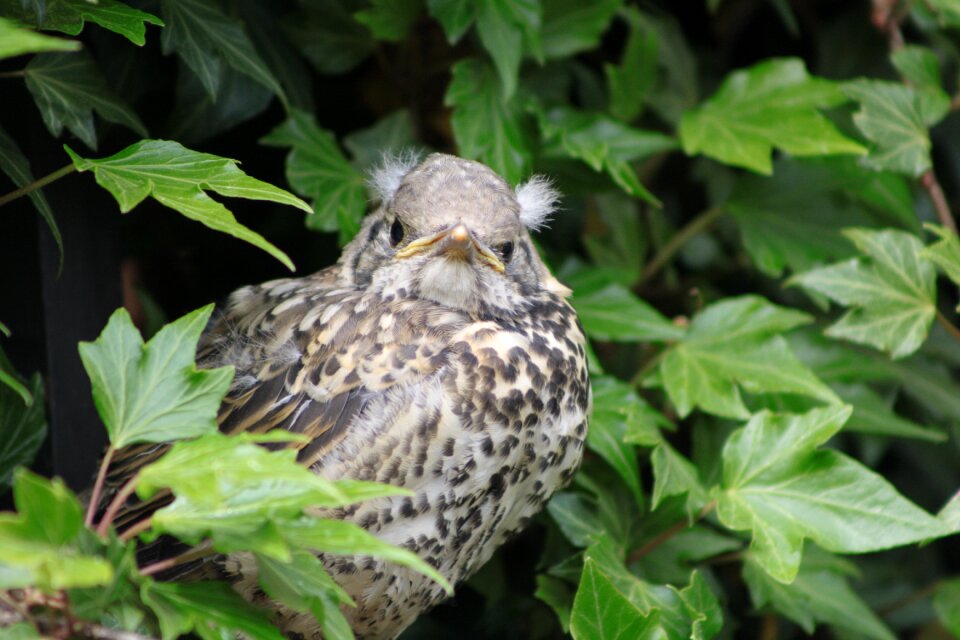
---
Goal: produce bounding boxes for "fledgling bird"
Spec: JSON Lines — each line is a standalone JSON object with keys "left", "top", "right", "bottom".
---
{"left": 126, "top": 153, "right": 591, "bottom": 639}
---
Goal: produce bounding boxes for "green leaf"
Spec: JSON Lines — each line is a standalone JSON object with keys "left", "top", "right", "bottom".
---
{"left": 446, "top": 58, "right": 532, "bottom": 184}
{"left": 4, "top": 0, "right": 163, "bottom": 46}
{"left": 283, "top": 0, "right": 374, "bottom": 75}
{"left": 593, "top": 374, "right": 669, "bottom": 449}
{"left": 476, "top": 0, "right": 542, "bottom": 99}
{"left": 426, "top": 0, "right": 475, "bottom": 44}
{"left": 536, "top": 573, "right": 574, "bottom": 633}
{"left": 890, "top": 46, "right": 951, "bottom": 126}
{"left": 0, "top": 16, "right": 80, "bottom": 58}
{"left": 343, "top": 110, "right": 420, "bottom": 170}
{"left": 921, "top": 223, "right": 960, "bottom": 288}
{"left": 743, "top": 549, "right": 895, "bottom": 640}
{"left": 651, "top": 442, "right": 709, "bottom": 518}
{"left": 537, "top": 106, "right": 676, "bottom": 203}
{"left": 0, "top": 124, "right": 62, "bottom": 269}
{"left": 258, "top": 550, "right": 355, "bottom": 640}
{"left": 582, "top": 192, "right": 645, "bottom": 281}
{"left": 585, "top": 376, "right": 644, "bottom": 506}
{"left": 78, "top": 305, "right": 233, "bottom": 449}
{"left": 540, "top": 0, "right": 621, "bottom": 59}
{"left": 262, "top": 110, "right": 367, "bottom": 244}
{"left": 572, "top": 283, "right": 683, "bottom": 343}
{"left": 135, "top": 432, "right": 360, "bottom": 553}
{"left": 281, "top": 517, "right": 453, "bottom": 594}
{"left": 570, "top": 558, "right": 662, "bottom": 640}
{"left": 789, "top": 228, "right": 937, "bottom": 359}
{"left": 65, "top": 139, "right": 307, "bottom": 270}
{"left": 160, "top": 0, "right": 285, "bottom": 103}
{"left": 0, "top": 470, "right": 113, "bottom": 590}
{"left": 0, "top": 374, "right": 46, "bottom": 488}
{"left": 659, "top": 295, "right": 838, "bottom": 419}
{"left": 679, "top": 58, "right": 866, "bottom": 174}
{"left": 834, "top": 383, "right": 946, "bottom": 442}
{"left": 0, "top": 623, "right": 40, "bottom": 639}
{"left": 934, "top": 578, "right": 960, "bottom": 636}
{"left": 24, "top": 52, "right": 147, "bottom": 150}
{"left": 604, "top": 8, "right": 657, "bottom": 122}
{"left": 843, "top": 79, "right": 946, "bottom": 177}
{"left": 141, "top": 581, "right": 284, "bottom": 640}
{"left": 718, "top": 406, "right": 950, "bottom": 582}
{"left": 355, "top": 0, "right": 423, "bottom": 42}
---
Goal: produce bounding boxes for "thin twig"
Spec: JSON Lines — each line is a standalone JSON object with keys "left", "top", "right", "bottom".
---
{"left": 118, "top": 517, "right": 152, "bottom": 542}
{"left": 139, "top": 542, "right": 215, "bottom": 578}
{"left": 937, "top": 311, "right": 960, "bottom": 342}
{"left": 85, "top": 446, "right": 115, "bottom": 527}
{"left": 96, "top": 473, "right": 139, "bottom": 536}
{"left": 627, "top": 500, "right": 717, "bottom": 564}
{"left": 922, "top": 170, "right": 958, "bottom": 234}
{"left": 879, "top": 579, "right": 942, "bottom": 616}
{"left": 758, "top": 614, "right": 779, "bottom": 640}
{"left": 640, "top": 207, "right": 725, "bottom": 284}
{"left": 0, "top": 70, "right": 25, "bottom": 79}
{"left": 0, "top": 163, "right": 75, "bottom": 208}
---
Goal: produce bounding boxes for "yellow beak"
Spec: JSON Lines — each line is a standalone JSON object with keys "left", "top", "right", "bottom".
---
{"left": 395, "top": 224, "right": 506, "bottom": 273}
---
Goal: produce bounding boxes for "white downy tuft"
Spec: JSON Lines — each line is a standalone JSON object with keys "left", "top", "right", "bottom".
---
{"left": 368, "top": 150, "right": 421, "bottom": 204}
{"left": 515, "top": 175, "right": 560, "bottom": 230}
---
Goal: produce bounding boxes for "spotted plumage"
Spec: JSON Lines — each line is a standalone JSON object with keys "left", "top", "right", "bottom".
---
{"left": 113, "top": 153, "right": 590, "bottom": 639}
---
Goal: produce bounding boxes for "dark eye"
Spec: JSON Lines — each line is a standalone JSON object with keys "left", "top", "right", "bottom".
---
{"left": 390, "top": 219, "right": 405, "bottom": 246}
{"left": 498, "top": 241, "right": 514, "bottom": 263}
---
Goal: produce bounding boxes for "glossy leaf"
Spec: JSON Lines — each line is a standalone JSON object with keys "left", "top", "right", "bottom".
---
{"left": 65, "top": 139, "right": 308, "bottom": 270}
{"left": 5, "top": 0, "right": 163, "bottom": 46}
{"left": 680, "top": 58, "right": 865, "bottom": 174}
{"left": 604, "top": 7, "right": 657, "bottom": 122}
{"left": 570, "top": 558, "right": 661, "bottom": 640}
{"left": 584, "top": 376, "right": 645, "bottom": 506}
{"left": 743, "top": 550, "right": 895, "bottom": 640}
{"left": 790, "top": 228, "right": 937, "bottom": 359}
{"left": 262, "top": 110, "right": 367, "bottom": 243}
{"left": 835, "top": 383, "right": 946, "bottom": 442}
{"left": 921, "top": 223, "right": 960, "bottom": 287}
{"left": 355, "top": 0, "right": 423, "bottom": 42}
{"left": 343, "top": 109, "right": 420, "bottom": 170}
{"left": 283, "top": 0, "right": 374, "bottom": 74}
{"left": 0, "top": 16, "right": 80, "bottom": 58}
{"left": 934, "top": 578, "right": 960, "bottom": 636}
{"left": 540, "top": 0, "right": 621, "bottom": 59}
{"left": 651, "top": 442, "right": 709, "bottom": 518}
{"left": 659, "top": 295, "right": 838, "bottom": 419}
{"left": 0, "top": 374, "right": 46, "bottom": 488}
{"left": 718, "top": 406, "right": 950, "bottom": 582}
{"left": 141, "top": 581, "right": 284, "bottom": 640}
{"left": 446, "top": 58, "right": 532, "bottom": 184}
{"left": 160, "top": 0, "right": 285, "bottom": 102}
{"left": 24, "top": 52, "right": 147, "bottom": 150}
{"left": 890, "top": 45, "right": 950, "bottom": 122}
{"left": 78, "top": 305, "right": 233, "bottom": 449}
{"left": 476, "top": 0, "right": 541, "bottom": 99}
{"left": 427, "top": 0, "right": 475, "bottom": 44}
{"left": 572, "top": 283, "right": 683, "bottom": 343}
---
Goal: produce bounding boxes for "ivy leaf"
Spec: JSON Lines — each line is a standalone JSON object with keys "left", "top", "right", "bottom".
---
{"left": 65, "top": 139, "right": 308, "bottom": 270}
{"left": 476, "top": 0, "right": 542, "bottom": 99}
{"left": 834, "top": 383, "right": 946, "bottom": 442}
{"left": 658, "top": 295, "right": 838, "bottom": 419}
{"left": 843, "top": 79, "right": 946, "bottom": 177}
{"left": 0, "top": 124, "right": 62, "bottom": 269}
{"left": 258, "top": 551, "right": 354, "bottom": 640}
{"left": 5, "top": 0, "right": 163, "bottom": 46}
{"left": 572, "top": 283, "right": 683, "bottom": 343}
{"left": 536, "top": 574, "right": 574, "bottom": 633}
{"left": 355, "top": 0, "right": 423, "bottom": 42}
{"left": 604, "top": 8, "right": 658, "bottom": 122}
{"left": 537, "top": 106, "right": 676, "bottom": 204}
{"left": 0, "top": 374, "right": 46, "bottom": 488}
{"left": 0, "top": 470, "right": 113, "bottom": 590}
{"left": 540, "top": 0, "right": 621, "bottom": 59}
{"left": 159, "top": 0, "right": 285, "bottom": 103}
{"left": 24, "top": 52, "right": 147, "bottom": 150}
{"left": 78, "top": 305, "right": 233, "bottom": 449}
{"left": 141, "top": 581, "right": 284, "bottom": 640}
{"left": 426, "top": 0, "right": 475, "bottom": 44}
{"left": 570, "top": 558, "right": 662, "bottom": 640}
{"left": 718, "top": 406, "right": 950, "bottom": 582}
{"left": 651, "top": 442, "right": 709, "bottom": 518}
{"left": 585, "top": 376, "right": 645, "bottom": 506}
{"left": 789, "top": 228, "right": 937, "bottom": 359}
{"left": 921, "top": 223, "right": 960, "bottom": 288}
{"left": 446, "top": 58, "right": 533, "bottom": 184}
{"left": 934, "top": 578, "right": 960, "bottom": 636}
{"left": 262, "top": 110, "right": 367, "bottom": 244}
{"left": 743, "top": 549, "right": 895, "bottom": 640}
{"left": 890, "top": 45, "right": 950, "bottom": 121}
{"left": 343, "top": 109, "right": 421, "bottom": 170}
{"left": 283, "top": 0, "right": 374, "bottom": 75}
{"left": 592, "top": 374, "right": 669, "bottom": 452}
{"left": 0, "top": 16, "right": 80, "bottom": 58}
{"left": 679, "top": 58, "right": 866, "bottom": 174}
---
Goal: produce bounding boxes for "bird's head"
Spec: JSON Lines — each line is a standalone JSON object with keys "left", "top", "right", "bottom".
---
{"left": 340, "top": 153, "right": 568, "bottom": 317}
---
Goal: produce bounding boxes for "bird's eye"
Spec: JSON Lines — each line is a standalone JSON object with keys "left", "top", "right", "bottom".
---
{"left": 390, "top": 219, "right": 405, "bottom": 246}
{"left": 499, "top": 241, "right": 515, "bottom": 263}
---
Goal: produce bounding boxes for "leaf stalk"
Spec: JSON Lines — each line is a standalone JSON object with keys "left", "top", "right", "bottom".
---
{"left": 640, "top": 206, "right": 725, "bottom": 284}
{"left": 85, "top": 446, "right": 115, "bottom": 527}
{"left": 0, "top": 163, "right": 75, "bottom": 208}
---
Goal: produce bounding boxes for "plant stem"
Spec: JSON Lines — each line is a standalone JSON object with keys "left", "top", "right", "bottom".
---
{"left": 640, "top": 206, "right": 725, "bottom": 284}
{"left": 119, "top": 517, "right": 152, "bottom": 542}
{"left": 879, "top": 579, "right": 942, "bottom": 616}
{"left": 630, "top": 349, "right": 666, "bottom": 387}
{"left": 0, "top": 163, "right": 75, "bottom": 208}
{"left": 139, "top": 542, "right": 214, "bottom": 577}
{"left": 627, "top": 500, "right": 717, "bottom": 564}
{"left": 921, "top": 170, "right": 958, "bottom": 234}
{"left": 937, "top": 311, "right": 960, "bottom": 342}
{"left": 0, "top": 70, "right": 25, "bottom": 79}
{"left": 96, "top": 474, "right": 139, "bottom": 537}
{"left": 85, "top": 446, "right": 114, "bottom": 527}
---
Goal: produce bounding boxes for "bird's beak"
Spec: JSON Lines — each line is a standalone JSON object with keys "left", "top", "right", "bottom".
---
{"left": 395, "top": 224, "right": 506, "bottom": 273}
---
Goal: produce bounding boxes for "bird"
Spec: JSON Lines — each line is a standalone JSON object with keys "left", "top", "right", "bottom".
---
{"left": 112, "top": 152, "right": 591, "bottom": 639}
